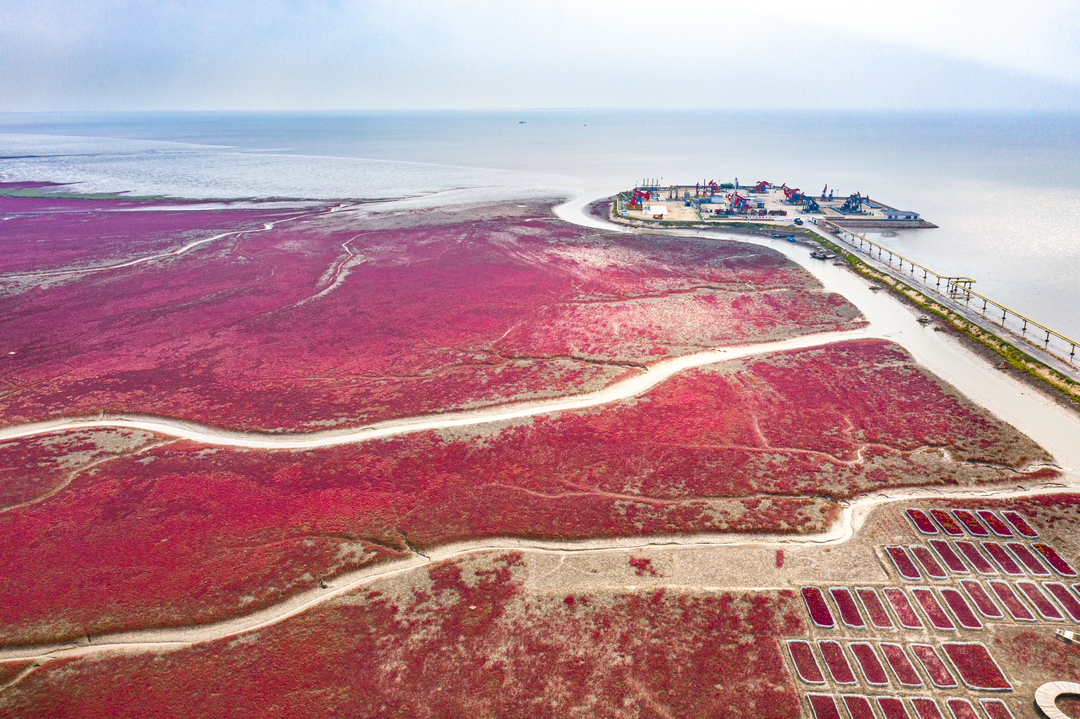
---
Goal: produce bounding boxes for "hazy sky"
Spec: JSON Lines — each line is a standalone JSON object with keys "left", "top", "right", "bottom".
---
{"left": 2, "top": 0, "right": 1079, "bottom": 112}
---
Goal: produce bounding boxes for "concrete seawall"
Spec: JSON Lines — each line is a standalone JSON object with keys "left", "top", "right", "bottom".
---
{"left": 830, "top": 219, "right": 939, "bottom": 229}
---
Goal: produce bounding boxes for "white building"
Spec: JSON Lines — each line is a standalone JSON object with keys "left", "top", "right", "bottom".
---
{"left": 883, "top": 209, "right": 920, "bottom": 220}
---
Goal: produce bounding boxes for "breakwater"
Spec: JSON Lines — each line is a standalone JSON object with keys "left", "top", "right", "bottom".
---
{"left": 816, "top": 218, "right": 1079, "bottom": 376}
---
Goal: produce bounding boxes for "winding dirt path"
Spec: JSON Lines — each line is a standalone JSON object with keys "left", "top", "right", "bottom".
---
{"left": 2, "top": 191, "right": 1079, "bottom": 694}
{"left": 0, "top": 477, "right": 1074, "bottom": 668}
{"left": 0, "top": 327, "right": 876, "bottom": 448}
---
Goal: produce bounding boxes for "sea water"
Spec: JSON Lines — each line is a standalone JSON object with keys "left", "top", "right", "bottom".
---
{"left": 1, "top": 110, "right": 1078, "bottom": 339}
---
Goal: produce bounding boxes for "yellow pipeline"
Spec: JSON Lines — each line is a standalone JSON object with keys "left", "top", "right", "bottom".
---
{"left": 818, "top": 219, "right": 1078, "bottom": 357}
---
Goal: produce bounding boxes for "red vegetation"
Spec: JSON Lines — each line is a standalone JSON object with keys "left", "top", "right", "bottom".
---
{"left": 828, "top": 587, "right": 865, "bottom": 627}
{"left": 997, "top": 629, "right": 1080, "bottom": 684}
{"left": 0, "top": 186, "right": 193, "bottom": 216}
{"left": 941, "top": 642, "right": 1012, "bottom": 690}
{"left": 910, "top": 644, "right": 957, "bottom": 688}
{"left": 856, "top": 587, "right": 894, "bottom": 628}
{"left": 907, "top": 508, "right": 938, "bottom": 535}
{"left": 843, "top": 695, "right": 877, "bottom": 719}
{"left": 883, "top": 587, "right": 924, "bottom": 629}
{"left": 951, "top": 510, "right": 989, "bottom": 536}
{"left": 0, "top": 554, "right": 805, "bottom": 718}
{"left": 808, "top": 693, "right": 844, "bottom": 719}
{"left": 949, "top": 495, "right": 1080, "bottom": 538}
{"left": 0, "top": 181, "right": 69, "bottom": 190}
{"left": 910, "top": 545, "right": 947, "bottom": 578}
{"left": 1002, "top": 511, "right": 1038, "bottom": 538}
{"left": 788, "top": 640, "right": 825, "bottom": 683}
{"left": 1043, "top": 582, "right": 1080, "bottom": 621}
{"left": 929, "top": 509, "right": 964, "bottom": 536}
{"left": 911, "top": 697, "right": 945, "bottom": 719}
{"left": 959, "top": 580, "right": 1003, "bottom": 618}
{"left": 983, "top": 543, "right": 1024, "bottom": 575}
{"left": 928, "top": 540, "right": 968, "bottom": 574}
{"left": 0, "top": 428, "right": 159, "bottom": 508}
{"left": 987, "top": 581, "right": 1035, "bottom": 621}
{"left": 848, "top": 642, "right": 888, "bottom": 685}
{"left": 0, "top": 416, "right": 837, "bottom": 644}
{"left": 1033, "top": 543, "right": 1077, "bottom": 577}
{"left": 776, "top": 549, "right": 785, "bottom": 568}
{"left": 1006, "top": 542, "right": 1051, "bottom": 575}
{"left": 1015, "top": 581, "right": 1063, "bottom": 619}
{"left": 0, "top": 340, "right": 1050, "bottom": 639}
{"left": 0, "top": 661, "right": 32, "bottom": 686}
{"left": 819, "top": 640, "right": 857, "bottom": 684}
{"left": 955, "top": 541, "right": 996, "bottom": 574}
{"left": 977, "top": 510, "right": 1013, "bottom": 537}
{"left": 0, "top": 198, "right": 281, "bottom": 275}
{"left": 0, "top": 197, "right": 863, "bottom": 431}
{"left": 878, "top": 696, "right": 914, "bottom": 719}
{"left": 628, "top": 557, "right": 659, "bottom": 577}
{"left": 886, "top": 546, "right": 922, "bottom": 580}
{"left": 880, "top": 643, "right": 923, "bottom": 686}
{"left": 979, "top": 699, "right": 1016, "bottom": 719}
{"left": 945, "top": 698, "right": 980, "bottom": 719}
{"left": 911, "top": 588, "right": 956, "bottom": 630}
{"left": 802, "top": 587, "right": 835, "bottom": 628}
{"left": 939, "top": 588, "right": 982, "bottom": 629}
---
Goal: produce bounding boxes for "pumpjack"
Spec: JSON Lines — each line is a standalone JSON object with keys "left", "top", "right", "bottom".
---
{"left": 729, "top": 192, "right": 753, "bottom": 212}
{"left": 629, "top": 188, "right": 651, "bottom": 210}
{"left": 841, "top": 192, "right": 863, "bottom": 214}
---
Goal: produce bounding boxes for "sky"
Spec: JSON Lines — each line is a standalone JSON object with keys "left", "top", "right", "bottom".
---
{"left": 2, "top": 0, "right": 1079, "bottom": 112}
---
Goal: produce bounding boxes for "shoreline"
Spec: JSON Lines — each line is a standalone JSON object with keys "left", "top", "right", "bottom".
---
{"left": 1, "top": 186, "right": 1079, "bottom": 710}
{"left": 592, "top": 195, "right": 1080, "bottom": 415}
{"left": 827, "top": 218, "right": 939, "bottom": 229}
{"left": 566, "top": 192, "right": 1080, "bottom": 470}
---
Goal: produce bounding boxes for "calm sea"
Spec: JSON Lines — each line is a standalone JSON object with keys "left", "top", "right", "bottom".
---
{"left": 2, "top": 110, "right": 1078, "bottom": 339}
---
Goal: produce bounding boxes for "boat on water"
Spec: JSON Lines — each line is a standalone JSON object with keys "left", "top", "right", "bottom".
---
{"left": 810, "top": 250, "right": 836, "bottom": 260}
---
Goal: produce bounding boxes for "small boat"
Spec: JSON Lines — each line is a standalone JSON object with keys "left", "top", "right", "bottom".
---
{"left": 810, "top": 250, "right": 835, "bottom": 260}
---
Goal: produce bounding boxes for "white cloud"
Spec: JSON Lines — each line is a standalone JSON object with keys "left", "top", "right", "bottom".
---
{"left": 755, "top": 0, "right": 1080, "bottom": 84}
{"left": 0, "top": 0, "right": 1077, "bottom": 110}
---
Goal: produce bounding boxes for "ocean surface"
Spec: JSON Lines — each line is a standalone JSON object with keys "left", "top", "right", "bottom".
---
{"left": 1, "top": 110, "right": 1078, "bottom": 339}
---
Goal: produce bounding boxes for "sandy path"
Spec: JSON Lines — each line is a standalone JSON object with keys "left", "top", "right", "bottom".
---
{"left": 557, "top": 191, "right": 1080, "bottom": 473}
{"left": 0, "top": 476, "right": 1074, "bottom": 666}
{"left": 2, "top": 191, "right": 1079, "bottom": 688}
{"left": 0, "top": 327, "right": 876, "bottom": 448}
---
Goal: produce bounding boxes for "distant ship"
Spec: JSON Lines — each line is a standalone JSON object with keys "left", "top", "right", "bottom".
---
{"left": 519, "top": 121, "right": 526, "bottom": 124}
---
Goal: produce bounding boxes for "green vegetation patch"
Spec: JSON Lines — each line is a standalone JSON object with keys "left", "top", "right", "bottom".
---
{"left": 809, "top": 230, "right": 1080, "bottom": 403}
